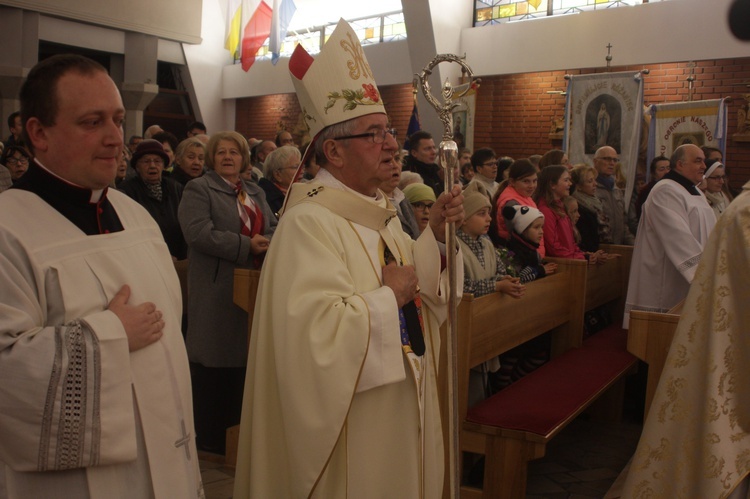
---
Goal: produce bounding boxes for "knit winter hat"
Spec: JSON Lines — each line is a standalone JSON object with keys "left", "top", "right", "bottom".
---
{"left": 462, "top": 181, "right": 491, "bottom": 218}
{"left": 502, "top": 204, "right": 544, "bottom": 235}
{"left": 132, "top": 139, "right": 169, "bottom": 167}
{"left": 403, "top": 183, "right": 437, "bottom": 205}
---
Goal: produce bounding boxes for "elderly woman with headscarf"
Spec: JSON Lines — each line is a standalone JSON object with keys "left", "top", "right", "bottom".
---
{"left": 177, "top": 130, "right": 277, "bottom": 454}
{"left": 119, "top": 139, "right": 187, "bottom": 260}
{"left": 170, "top": 137, "right": 206, "bottom": 185}
{"left": 258, "top": 145, "right": 301, "bottom": 216}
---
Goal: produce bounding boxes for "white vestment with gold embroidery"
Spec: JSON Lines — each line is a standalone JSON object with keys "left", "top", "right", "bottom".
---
{"left": 622, "top": 181, "right": 750, "bottom": 498}
{"left": 233, "top": 169, "right": 461, "bottom": 498}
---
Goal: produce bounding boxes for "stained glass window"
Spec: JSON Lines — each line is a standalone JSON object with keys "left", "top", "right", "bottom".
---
{"left": 474, "top": 0, "right": 667, "bottom": 25}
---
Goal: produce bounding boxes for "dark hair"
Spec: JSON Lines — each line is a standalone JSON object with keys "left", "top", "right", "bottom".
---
{"left": 534, "top": 165, "right": 568, "bottom": 217}
{"left": 152, "top": 131, "right": 179, "bottom": 155}
{"left": 496, "top": 156, "right": 513, "bottom": 182}
{"left": 188, "top": 121, "right": 206, "bottom": 133}
{"left": 700, "top": 146, "right": 722, "bottom": 160}
{"left": 538, "top": 149, "right": 565, "bottom": 169}
{"left": 1, "top": 145, "right": 32, "bottom": 165}
{"left": 508, "top": 158, "right": 538, "bottom": 181}
{"left": 275, "top": 129, "right": 295, "bottom": 146}
{"left": 494, "top": 158, "right": 538, "bottom": 199}
{"left": 7, "top": 111, "right": 20, "bottom": 131}
{"left": 408, "top": 130, "right": 433, "bottom": 152}
{"left": 470, "top": 147, "right": 496, "bottom": 172}
{"left": 20, "top": 54, "right": 108, "bottom": 153}
{"left": 649, "top": 155, "right": 669, "bottom": 175}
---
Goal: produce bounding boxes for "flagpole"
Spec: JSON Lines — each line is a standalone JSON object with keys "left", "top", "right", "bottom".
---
{"left": 417, "top": 54, "right": 479, "bottom": 499}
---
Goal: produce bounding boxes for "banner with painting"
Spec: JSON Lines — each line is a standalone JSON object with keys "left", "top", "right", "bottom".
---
{"left": 450, "top": 82, "right": 478, "bottom": 152}
{"left": 646, "top": 99, "right": 728, "bottom": 179}
{"left": 564, "top": 71, "right": 645, "bottom": 208}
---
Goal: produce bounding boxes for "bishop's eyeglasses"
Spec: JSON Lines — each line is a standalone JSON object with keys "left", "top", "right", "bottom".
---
{"left": 333, "top": 128, "right": 397, "bottom": 144}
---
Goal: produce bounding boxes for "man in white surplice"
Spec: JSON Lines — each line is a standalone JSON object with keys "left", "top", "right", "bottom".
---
{"left": 0, "top": 55, "right": 202, "bottom": 498}
{"left": 623, "top": 143, "right": 717, "bottom": 328}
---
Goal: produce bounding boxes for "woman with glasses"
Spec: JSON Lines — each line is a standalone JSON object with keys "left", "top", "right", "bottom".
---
{"left": 119, "top": 139, "right": 187, "bottom": 260}
{"left": 1, "top": 145, "right": 31, "bottom": 184}
{"left": 700, "top": 158, "right": 733, "bottom": 219}
{"left": 259, "top": 145, "right": 301, "bottom": 216}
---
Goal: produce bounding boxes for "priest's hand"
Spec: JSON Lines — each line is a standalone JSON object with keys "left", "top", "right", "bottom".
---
{"left": 109, "top": 285, "right": 165, "bottom": 352}
{"left": 429, "top": 184, "right": 464, "bottom": 243}
{"left": 383, "top": 262, "right": 419, "bottom": 308}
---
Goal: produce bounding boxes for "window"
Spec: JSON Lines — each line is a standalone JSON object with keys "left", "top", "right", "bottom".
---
{"left": 474, "top": 0, "right": 667, "bottom": 25}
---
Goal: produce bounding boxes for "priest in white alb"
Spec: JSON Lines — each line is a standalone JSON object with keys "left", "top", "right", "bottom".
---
{"left": 233, "top": 19, "right": 464, "bottom": 499}
{"left": 0, "top": 55, "right": 202, "bottom": 498}
{"left": 623, "top": 143, "right": 717, "bottom": 328}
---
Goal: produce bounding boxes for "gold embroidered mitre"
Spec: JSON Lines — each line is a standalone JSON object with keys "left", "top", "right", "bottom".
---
{"left": 288, "top": 18, "right": 385, "bottom": 140}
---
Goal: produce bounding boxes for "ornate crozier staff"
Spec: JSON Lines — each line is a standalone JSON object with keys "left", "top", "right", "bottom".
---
{"left": 417, "top": 54, "right": 479, "bottom": 498}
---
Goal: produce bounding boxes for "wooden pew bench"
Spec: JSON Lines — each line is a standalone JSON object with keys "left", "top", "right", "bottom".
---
{"left": 225, "top": 269, "right": 262, "bottom": 467}
{"left": 626, "top": 300, "right": 683, "bottom": 419}
{"left": 456, "top": 250, "right": 637, "bottom": 498}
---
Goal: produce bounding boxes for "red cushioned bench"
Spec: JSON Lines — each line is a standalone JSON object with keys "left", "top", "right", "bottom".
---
{"left": 452, "top": 246, "right": 635, "bottom": 499}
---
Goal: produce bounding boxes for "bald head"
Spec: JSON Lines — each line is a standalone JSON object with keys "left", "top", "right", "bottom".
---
{"left": 671, "top": 144, "right": 705, "bottom": 185}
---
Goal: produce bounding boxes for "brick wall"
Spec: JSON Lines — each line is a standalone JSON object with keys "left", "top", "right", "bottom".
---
{"left": 235, "top": 83, "right": 414, "bottom": 148}
{"left": 474, "top": 57, "right": 750, "bottom": 192}
{"left": 235, "top": 57, "right": 750, "bottom": 190}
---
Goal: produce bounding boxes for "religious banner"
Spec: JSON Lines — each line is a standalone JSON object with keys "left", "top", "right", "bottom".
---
{"left": 564, "top": 71, "right": 644, "bottom": 208}
{"left": 646, "top": 98, "right": 728, "bottom": 178}
{"left": 450, "top": 81, "right": 478, "bottom": 151}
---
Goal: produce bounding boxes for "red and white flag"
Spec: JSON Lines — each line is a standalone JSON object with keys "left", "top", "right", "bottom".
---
{"left": 240, "top": 0, "right": 273, "bottom": 71}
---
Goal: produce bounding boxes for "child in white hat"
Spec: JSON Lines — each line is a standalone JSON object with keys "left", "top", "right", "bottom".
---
{"left": 502, "top": 204, "right": 558, "bottom": 282}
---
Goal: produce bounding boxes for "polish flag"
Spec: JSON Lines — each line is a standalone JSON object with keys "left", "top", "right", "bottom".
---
{"left": 240, "top": 0, "right": 273, "bottom": 71}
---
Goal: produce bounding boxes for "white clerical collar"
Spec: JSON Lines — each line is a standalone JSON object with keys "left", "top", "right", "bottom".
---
{"left": 34, "top": 159, "right": 105, "bottom": 203}
{"left": 316, "top": 168, "right": 386, "bottom": 206}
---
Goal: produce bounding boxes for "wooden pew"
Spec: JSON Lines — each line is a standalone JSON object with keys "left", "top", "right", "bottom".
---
{"left": 626, "top": 300, "right": 683, "bottom": 419}
{"left": 225, "top": 269, "right": 262, "bottom": 468}
{"left": 454, "top": 249, "right": 636, "bottom": 498}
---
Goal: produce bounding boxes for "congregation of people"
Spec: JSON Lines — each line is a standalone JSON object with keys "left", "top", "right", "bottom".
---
{"left": 1, "top": 95, "right": 736, "bottom": 441}
{"left": 0, "top": 41, "right": 742, "bottom": 497}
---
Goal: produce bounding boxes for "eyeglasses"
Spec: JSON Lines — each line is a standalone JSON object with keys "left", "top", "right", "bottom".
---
{"left": 333, "top": 128, "right": 397, "bottom": 144}
{"left": 597, "top": 156, "right": 619, "bottom": 163}
{"left": 5, "top": 157, "right": 29, "bottom": 166}
{"left": 482, "top": 160, "right": 498, "bottom": 167}
{"left": 412, "top": 201, "right": 434, "bottom": 211}
{"left": 707, "top": 175, "right": 726, "bottom": 181}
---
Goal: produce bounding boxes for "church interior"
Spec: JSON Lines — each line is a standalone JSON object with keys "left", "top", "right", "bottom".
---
{"left": 1, "top": 0, "right": 748, "bottom": 497}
